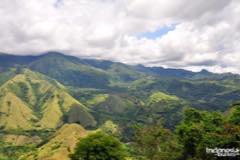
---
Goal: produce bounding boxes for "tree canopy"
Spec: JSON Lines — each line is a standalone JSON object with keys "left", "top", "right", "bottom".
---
{"left": 70, "top": 131, "right": 128, "bottom": 160}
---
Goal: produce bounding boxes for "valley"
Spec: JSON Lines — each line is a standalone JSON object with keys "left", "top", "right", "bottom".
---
{"left": 0, "top": 52, "right": 240, "bottom": 160}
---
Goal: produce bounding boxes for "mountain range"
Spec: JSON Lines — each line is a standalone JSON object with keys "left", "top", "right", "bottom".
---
{"left": 0, "top": 52, "right": 240, "bottom": 159}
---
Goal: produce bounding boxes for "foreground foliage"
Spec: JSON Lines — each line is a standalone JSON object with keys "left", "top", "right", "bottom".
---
{"left": 133, "top": 124, "right": 182, "bottom": 160}
{"left": 70, "top": 132, "right": 127, "bottom": 160}
{"left": 132, "top": 105, "right": 240, "bottom": 160}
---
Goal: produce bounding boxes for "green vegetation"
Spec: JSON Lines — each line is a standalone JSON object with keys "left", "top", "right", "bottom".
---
{"left": 20, "top": 124, "right": 88, "bottom": 160}
{"left": 147, "top": 91, "right": 179, "bottom": 105}
{"left": 135, "top": 91, "right": 185, "bottom": 129}
{"left": 0, "top": 70, "right": 16, "bottom": 86}
{"left": 0, "top": 69, "right": 95, "bottom": 130}
{"left": 1, "top": 52, "right": 240, "bottom": 159}
{"left": 29, "top": 53, "right": 110, "bottom": 88}
{"left": 175, "top": 107, "right": 240, "bottom": 159}
{"left": 64, "top": 104, "right": 97, "bottom": 128}
{"left": 99, "top": 120, "right": 120, "bottom": 136}
{"left": 130, "top": 106, "right": 240, "bottom": 160}
{"left": 133, "top": 124, "right": 182, "bottom": 160}
{"left": 0, "top": 139, "right": 37, "bottom": 160}
{"left": 2, "top": 52, "right": 240, "bottom": 111}
{"left": 86, "top": 94, "right": 109, "bottom": 106}
{"left": 228, "top": 103, "right": 240, "bottom": 125}
{"left": 70, "top": 132, "right": 128, "bottom": 160}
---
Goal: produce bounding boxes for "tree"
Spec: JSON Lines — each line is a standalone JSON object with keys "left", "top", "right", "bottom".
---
{"left": 197, "top": 123, "right": 240, "bottom": 160}
{"left": 100, "top": 120, "right": 120, "bottom": 137}
{"left": 176, "top": 123, "right": 203, "bottom": 158}
{"left": 70, "top": 132, "right": 127, "bottom": 160}
{"left": 133, "top": 124, "right": 183, "bottom": 160}
{"left": 176, "top": 107, "right": 240, "bottom": 160}
{"left": 228, "top": 105, "right": 240, "bottom": 125}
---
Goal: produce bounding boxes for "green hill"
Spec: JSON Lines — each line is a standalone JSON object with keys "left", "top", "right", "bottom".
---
{"left": 147, "top": 91, "right": 180, "bottom": 106}
{"left": 90, "top": 95, "right": 138, "bottom": 124}
{"left": 129, "top": 77, "right": 240, "bottom": 111}
{"left": 143, "top": 91, "right": 185, "bottom": 128}
{"left": 20, "top": 123, "right": 88, "bottom": 160}
{"left": 0, "top": 69, "right": 96, "bottom": 130}
{"left": 1, "top": 52, "right": 240, "bottom": 127}
{"left": 0, "top": 52, "right": 146, "bottom": 89}
{"left": 29, "top": 53, "right": 110, "bottom": 88}
{"left": 0, "top": 52, "right": 240, "bottom": 159}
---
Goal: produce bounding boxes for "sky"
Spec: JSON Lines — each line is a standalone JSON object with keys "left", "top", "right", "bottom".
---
{"left": 0, "top": 0, "right": 240, "bottom": 73}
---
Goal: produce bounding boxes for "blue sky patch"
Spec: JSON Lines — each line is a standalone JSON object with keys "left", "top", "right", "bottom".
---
{"left": 138, "top": 25, "right": 176, "bottom": 40}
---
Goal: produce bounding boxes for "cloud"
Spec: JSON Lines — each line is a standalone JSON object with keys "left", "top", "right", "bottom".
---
{"left": 0, "top": 0, "right": 239, "bottom": 73}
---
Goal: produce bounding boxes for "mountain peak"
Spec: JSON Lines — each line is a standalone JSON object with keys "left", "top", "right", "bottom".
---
{"left": 40, "top": 51, "right": 67, "bottom": 57}
{"left": 199, "top": 69, "right": 211, "bottom": 74}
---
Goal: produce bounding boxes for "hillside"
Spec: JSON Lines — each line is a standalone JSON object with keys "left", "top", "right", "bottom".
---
{"left": 1, "top": 52, "right": 240, "bottom": 111}
{"left": 128, "top": 77, "right": 240, "bottom": 111}
{"left": 82, "top": 91, "right": 184, "bottom": 140}
{"left": 0, "top": 52, "right": 240, "bottom": 159}
{"left": 20, "top": 123, "right": 88, "bottom": 160}
{"left": 143, "top": 91, "right": 184, "bottom": 128}
{"left": 0, "top": 69, "right": 96, "bottom": 130}
{"left": 29, "top": 53, "right": 111, "bottom": 88}
{"left": 1, "top": 52, "right": 240, "bottom": 129}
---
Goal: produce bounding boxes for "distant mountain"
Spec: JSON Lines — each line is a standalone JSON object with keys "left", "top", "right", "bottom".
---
{"left": 1, "top": 51, "right": 240, "bottom": 111}
{"left": 1, "top": 52, "right": 240, "bottom": 159}
{"left": 29, "top": 53, "right": 111, "bottom": 88}
{"left": 135, "top": 64, "right": 237, "bottom": 80}
{"left": 0, "top": 52, "right": 146, "bottom": 88}
{"left": 135, "top": 64, "right": 195, "bottom": 78}
{"left": 129, "top": 76, "right": 240, "bottom": 111}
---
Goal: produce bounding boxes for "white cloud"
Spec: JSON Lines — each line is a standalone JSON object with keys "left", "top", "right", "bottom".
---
{"left": 0, "top": 0, "right": 239, "bottom": 73}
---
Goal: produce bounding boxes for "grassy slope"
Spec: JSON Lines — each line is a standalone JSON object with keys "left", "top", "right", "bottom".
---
{"left": 0, "top": 69, "right": 95, "bottom": 130}
{"left": 91, "top": 95, "right": 138, "bottom": 124}
{"left": 147, "top": 91, "right": 179, "bottom": 106}
{"left": 145, "top": 91, "right": 184, "bottom": 127}
{"left": 128, "top": 76, "right": 240, "bottom": 111}
{"left": 86, "top": 94, "right": 109, "bottom": 106}
{"left": 2, "top": 134, "right": 41, "bottom": 146}
{"left": 107, "top": 63, "right": 146, "bottom": 86}
{"left": 0, "top": 92, "right": 36, "bottom": 130}
{"left": 21, "top": 123, "right": 88, "bottom": 160}
{"left": 2, "top": 52, "right": 240, "bottom": 112}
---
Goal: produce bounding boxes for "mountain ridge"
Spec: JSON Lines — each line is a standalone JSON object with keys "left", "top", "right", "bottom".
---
{"left": 1, "top": 51, "right": 240, "bottom": 111}
{"left": 0, "top": 51, "right": 238, "bottom": 77}
{"left": 1, "top": 52, "right": 240, "bottom": 159}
